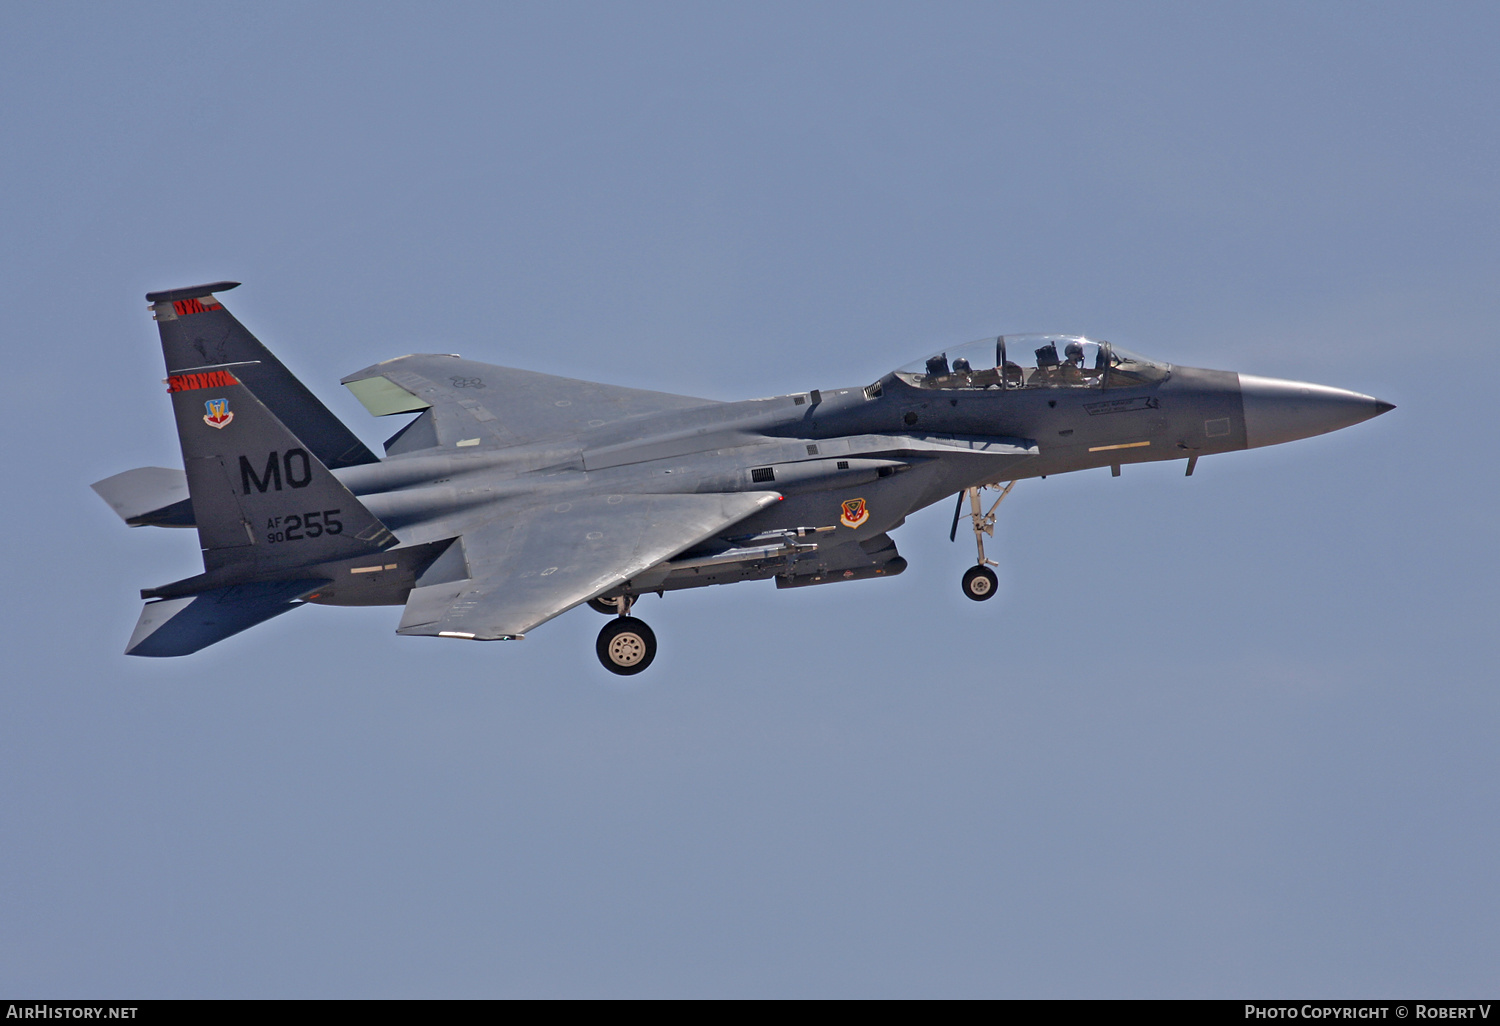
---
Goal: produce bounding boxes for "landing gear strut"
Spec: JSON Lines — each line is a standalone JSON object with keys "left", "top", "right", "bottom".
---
{"left": 594, "top": 594, "right": 657, "bottom": 675}
{"left": 950, "top": 481, "right": 1015, "bottom": 602}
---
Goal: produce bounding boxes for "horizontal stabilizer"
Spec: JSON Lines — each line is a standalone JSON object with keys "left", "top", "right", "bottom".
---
{"left": 126, "top": 579, "right": 326, "bottom": 657}
{"left": 91, "top": 467, "right": 194, "bottom": 527}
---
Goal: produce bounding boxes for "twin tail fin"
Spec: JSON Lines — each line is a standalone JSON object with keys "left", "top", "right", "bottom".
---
{"left": 166, "top": 361, "right": 394, "bottom": 573}
{"left": 149, "top": 282, "right": 377, "bottom": 469}
{"left": 122, "top": 282, "right": 398, "bottom": 656}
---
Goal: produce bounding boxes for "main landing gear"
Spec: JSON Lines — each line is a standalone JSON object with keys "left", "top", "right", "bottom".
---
{"left": 592, "top": 595, "right": 658, "bottom": 675}
{"left": 950, "top": 481, "right": 1015, "bottom": 602}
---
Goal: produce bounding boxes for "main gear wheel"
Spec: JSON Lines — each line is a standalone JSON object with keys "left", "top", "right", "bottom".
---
{"left": 596, "top": 616, "right": 657, "bottom": 675}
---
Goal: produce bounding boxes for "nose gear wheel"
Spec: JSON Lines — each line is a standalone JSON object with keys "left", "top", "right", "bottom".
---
{"left": 961, "top": 565, "right": 998, "bottom": 601}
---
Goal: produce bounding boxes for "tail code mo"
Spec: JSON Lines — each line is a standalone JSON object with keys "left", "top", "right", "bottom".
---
{"left": 240, "top": 449, "right": 313, "bottom": 494}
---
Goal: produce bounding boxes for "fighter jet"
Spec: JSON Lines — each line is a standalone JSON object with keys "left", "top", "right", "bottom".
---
{"left": 93, "top": 282, "right": 1393, "bottom": 674}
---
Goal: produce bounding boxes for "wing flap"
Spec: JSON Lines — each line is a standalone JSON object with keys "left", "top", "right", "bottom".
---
{"left": 397, "top": 491, "right": 781, "bottom": 639}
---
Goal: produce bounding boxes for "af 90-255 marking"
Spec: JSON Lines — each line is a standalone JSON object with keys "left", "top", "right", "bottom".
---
{"left": 265, "top": 510, "right": 342, "bottom": 544}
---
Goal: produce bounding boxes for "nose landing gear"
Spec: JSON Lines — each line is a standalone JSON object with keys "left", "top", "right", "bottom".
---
{"left": 594, "top": 594, "right": 658, "bottom": 675}
{"left": 950, "top": 481, "right": 1015, "bottom": 602}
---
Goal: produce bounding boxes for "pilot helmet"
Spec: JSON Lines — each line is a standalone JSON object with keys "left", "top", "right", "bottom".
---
{"left": 1064, "top": 340, "right": 1085, "bottom": 364}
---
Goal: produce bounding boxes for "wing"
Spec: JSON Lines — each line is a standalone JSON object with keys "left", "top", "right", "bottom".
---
{"left": 396, "top": 491, "right": 781, "bottom": 640}
{"left": 341, "top": 355, "right": 717, "bottom": 453}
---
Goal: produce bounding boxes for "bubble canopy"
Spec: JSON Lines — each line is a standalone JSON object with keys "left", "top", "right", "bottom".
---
{"left": 892, "top": 334, "right": 1171, "bottom": 391}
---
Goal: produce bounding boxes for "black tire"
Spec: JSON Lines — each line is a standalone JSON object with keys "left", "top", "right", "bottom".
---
{"left": 596, "top": 617, "right": 657, "bottom": 675}
{"left": 587, "top": 596, "right": 621, "bottom": 615}
{"left": 961, "top": 565, "right": 998, "bottom": 602}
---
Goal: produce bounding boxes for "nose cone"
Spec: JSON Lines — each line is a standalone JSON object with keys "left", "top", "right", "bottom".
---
{"left": 1238, "top": 374, "right": 1393, "bottom": 449}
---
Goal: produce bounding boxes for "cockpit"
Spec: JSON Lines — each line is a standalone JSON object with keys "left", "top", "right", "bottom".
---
{"left": 890, "top": 334, "right": 1171, "bottom": 391}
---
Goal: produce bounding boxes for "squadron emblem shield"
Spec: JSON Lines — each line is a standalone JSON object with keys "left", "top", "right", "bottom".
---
{"left": 203, "top": 397, "right": 234, "bottom": 429}
{"left": 839, "top": 497, "right": 869, "bottom": 529}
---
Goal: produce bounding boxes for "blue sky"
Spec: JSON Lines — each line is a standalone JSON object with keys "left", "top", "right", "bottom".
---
{"left": 1, "top": 1, "right": 1495, "bottom": 996}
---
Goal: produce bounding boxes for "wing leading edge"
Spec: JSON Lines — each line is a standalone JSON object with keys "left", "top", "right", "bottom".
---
{"left": 397, "top": 491, "right": 782, "bottom": 640}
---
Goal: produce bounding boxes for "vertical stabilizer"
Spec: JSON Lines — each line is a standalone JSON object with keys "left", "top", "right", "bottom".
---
{"left": 147, "top": 282, "right": 378, "bottom": 469}
{"left": 165, "top": 362, "right": 396, "bottom": 573}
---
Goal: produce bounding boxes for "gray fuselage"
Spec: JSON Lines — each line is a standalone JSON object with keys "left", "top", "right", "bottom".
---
{"left": 302, "top": 362, "right": 1385, "bottom": 607}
